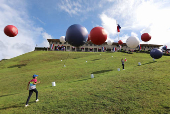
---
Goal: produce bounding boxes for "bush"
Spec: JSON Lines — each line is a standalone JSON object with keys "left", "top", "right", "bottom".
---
{"left": 127, "top": 51, "right": 133, "bottom": 54}
{"left": 163, "top": 53, "right": 170, "bottom": 56}
{"left": 121, "top": 50, "right": 126, "bottom": 53}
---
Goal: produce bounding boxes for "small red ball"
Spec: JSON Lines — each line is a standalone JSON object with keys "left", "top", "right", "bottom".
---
{"left": 4, "top": 25, "right": 18, "bottom": 37}
{"left": 118, "top": 40, "right": 123, "bottom": 45}
{"left": 141, "top": 33, "right": 151, "bottom": 42}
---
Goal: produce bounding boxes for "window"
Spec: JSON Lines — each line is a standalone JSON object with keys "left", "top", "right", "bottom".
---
{"left": 60, "top": 42, "right": 62, "bottom": 44}
{"left": 90, "top": 44, "right": 92, "bottom": 46}
{"left": 56, "top": 42, "right": 58, "bottom": 44}
{"left": 85, "top": 44, "right": 88, "bottom": 46}
{"left": 64, "top": 42, "right": 66, "bottom": 44}
{"left": 67, "top": 46, "right": 70, "bottom": 50}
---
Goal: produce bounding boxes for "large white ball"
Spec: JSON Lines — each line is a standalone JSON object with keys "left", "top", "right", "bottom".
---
{"left": 107, "top": 40, "right": 112, "bottom": 45}
{"left": 60, "top": 36, "right": 65, "bottom": 42}
{"left": 126, "top": 36, "right": 140, "bottom": 48}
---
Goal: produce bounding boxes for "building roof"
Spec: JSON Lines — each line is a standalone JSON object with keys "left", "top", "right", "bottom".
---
{"left": 47, "top": 39, "right": 163, "bottom": 46}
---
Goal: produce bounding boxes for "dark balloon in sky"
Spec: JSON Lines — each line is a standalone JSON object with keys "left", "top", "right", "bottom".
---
{"left": 66, "top": 24, "right": 88, "bottom": 47}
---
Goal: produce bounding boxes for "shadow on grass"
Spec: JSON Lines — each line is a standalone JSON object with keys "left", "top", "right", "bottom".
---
{"left": 0, "top": 101, "right": 35, "bottom": 110}
{"left": 67, "top": 69, "right": 113, "bottom": 83}
{"left": 70, "top": 78, "right": 92, "bottom": 83}
{"left": 91, "top": 59, "right": 100, "bottom": 61}
{"left": 0, "top": 93, "right": 20, "bottom": 98}
{"left": 162, "top": 106, "right": 170, "bottom": 110}
{"left": 138, "top": 61, "right": 157, "bottom": 66}
{"left": 73, "top": 58, "right": 79, "bottom": 59}
{"left": 0, "top": 105, "right": 23, "bottom": 110}
{"left": 8, "top": 64, "right": 27, "bottom": 68}
{"left": 91, "top": 69, "right": 113, "bottom": 74}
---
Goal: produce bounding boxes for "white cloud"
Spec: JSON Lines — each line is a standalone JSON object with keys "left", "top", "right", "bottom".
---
{"left": 57, "top": 0, "right": 113, "bottom": 16}
{"left": 107, "top": 0, "right": 114, "bottom": 2}
{"left": 100, "top": 13, "right": 117, "bottom": 36}
{"left": 131, "top": 32, "right": 138, "bottom": 38}
{"left": 0, "top": 0, "right": 52, "bottom": 60}
{"left": 99, "top": 13, "right": 118, "bottom": 42}
{"left": 119, "top": 34, "right": 129, "bottom": 43}
{"left": 99, "top": 0, "right": 170, "bottom": 48}
{"left": 106, "top": 37, "right": 114, "bottom": 42}
{"left": 33, "top": 16, "right": 46, "bottom": 25}
{"left": 58, "top": 0, "right": 82, "bottom": 15}
{"left": 40, "top": 32, "right": 53, "bottom": 47}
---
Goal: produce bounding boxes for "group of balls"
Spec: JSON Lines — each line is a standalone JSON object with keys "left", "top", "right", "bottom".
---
{"left": 3, "top": 24, "right": 151, "bottom": 49}
{"left": 4, "top": 24, "right": 166, "bottom": 59}
{"left": 65, "top": 24, "right": 154, "bottom": 49}
{"left": 65, "top": 24, "right": 107, "bottom": 47}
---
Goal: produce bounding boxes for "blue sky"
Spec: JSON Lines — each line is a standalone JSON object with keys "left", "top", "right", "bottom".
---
{"left": 0, "top": 0, "right": 170, "bottom": 59}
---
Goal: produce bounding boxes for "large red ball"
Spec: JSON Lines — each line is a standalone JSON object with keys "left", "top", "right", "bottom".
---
{"left": 4, "top": 25, "right": 18, "bottom": 37}
{"left": 118, "top": 40, "right": 123, "bottom": 45}
{"left": 141, "top": 33, "right": 151, "bottom": 42}
{"left": 90, "top": 27, "right": 107, "bottom": 45}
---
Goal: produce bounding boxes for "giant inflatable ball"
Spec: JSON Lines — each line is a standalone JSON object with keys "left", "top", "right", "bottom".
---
{"left": 4, "top": 25, "right": 18, "bottom": 37}
{"left": 126, "top": 36, "right": 140, "bottom": 48}
{"left": 90, "top": 27, "right": 107, "bottom": 45}
{"left": 150, "top": 48, "right": 163, "bottom": 59}
{"left": 141, "top": 33, "right": 151, "bottom": 42}
{"left": 107, "top": 40, "right": 112, "bottom": 45}
{"left": 118, "top": 40, "right": 123, "bottom": 45}
{"left": 162, "top": 45, "right": 167, "bottom": 50}
{"left": 66, "top": 24, "right": 88, "bottom": 47}
{"left": 65, "top": 36, "right": 67, "bottom": 41}
{"left": 60, "top": 36, "right": 65, "bottom": 43}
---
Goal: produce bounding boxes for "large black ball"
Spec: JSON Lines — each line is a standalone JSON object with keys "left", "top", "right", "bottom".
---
{"left": 66, "top": 24, "right": 88, "bottom": 47}
{"left": 150, "top": 48, "right": 163, "bottom": 59}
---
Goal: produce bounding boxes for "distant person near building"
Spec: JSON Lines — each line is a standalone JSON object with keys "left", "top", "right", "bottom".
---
{"left": 121, "top": 58, "right": 125, "bottom": 70}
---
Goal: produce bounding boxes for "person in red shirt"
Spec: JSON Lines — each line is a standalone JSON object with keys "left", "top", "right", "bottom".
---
{"left": 25, "top": 74, "right": 40, "bottom": 107}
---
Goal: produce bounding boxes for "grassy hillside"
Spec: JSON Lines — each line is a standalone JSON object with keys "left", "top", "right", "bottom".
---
{"left": 0, "top": 51, "right": 170, "bottom": 114}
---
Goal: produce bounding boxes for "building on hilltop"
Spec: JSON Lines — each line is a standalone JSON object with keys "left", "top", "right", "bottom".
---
{"left": 34, "top": 39, "right": 163, "bottom": 52}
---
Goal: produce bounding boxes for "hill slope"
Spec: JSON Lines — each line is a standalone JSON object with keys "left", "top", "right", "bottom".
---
{"left": 0, "top": 51, "right": 170, "bottom": 114}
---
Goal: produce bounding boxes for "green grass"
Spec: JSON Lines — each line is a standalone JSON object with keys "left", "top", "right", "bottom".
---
{"left": 0, "top": 51, "right": 170, "bottom": 114}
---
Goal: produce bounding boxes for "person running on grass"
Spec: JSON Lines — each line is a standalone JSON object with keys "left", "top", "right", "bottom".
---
{"left": 121, "top": 58, "right": 125, "bottom": 70}
{"left": 25, "top": 74, "right": 40, "bottom": 107}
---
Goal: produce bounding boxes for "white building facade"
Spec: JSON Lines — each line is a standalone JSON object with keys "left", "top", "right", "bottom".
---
{"left": 34, "top": 39, "right": 163, "bottom": 52}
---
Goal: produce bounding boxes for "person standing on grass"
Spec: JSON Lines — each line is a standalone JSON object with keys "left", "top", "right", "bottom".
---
{"left": 121, "top": 58, "right": 125, "bottom": 70}
{"left": 25, "top": 74, "right": 40, "bottom": 107}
